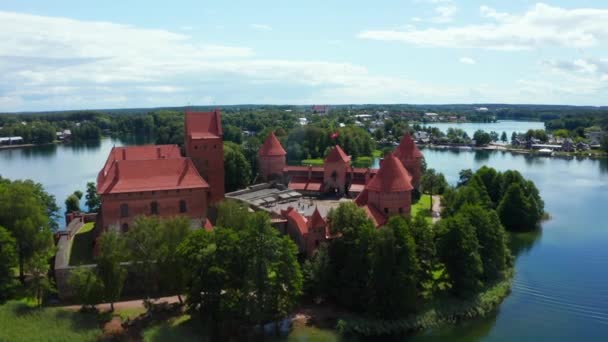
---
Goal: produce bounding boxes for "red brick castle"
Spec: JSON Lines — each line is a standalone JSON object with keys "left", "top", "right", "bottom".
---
{"left": 97, "top": 110, "right": 224, "bottom": 232}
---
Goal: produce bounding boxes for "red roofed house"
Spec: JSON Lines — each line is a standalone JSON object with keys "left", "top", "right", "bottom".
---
{"left": 355, "top": 154, "right": 414, "bottom": 226}
{"left": 281, "top": 207, "right": 328, "bottom": 257}
{"left": 258, "top": 132, "right": 287, "bottom": 182}
{"left": 185, "top": 109, "right": 225, "bottom": 202}
{"left": 96, "top": 145, "right": 210, "bottom": 232}
{"left": 393, "top": 132, "right": 424, "bottom": 188}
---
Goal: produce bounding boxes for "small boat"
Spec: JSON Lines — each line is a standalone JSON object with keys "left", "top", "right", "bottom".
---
{"left": 537, "top": 148, "right": 554, "bottom": 156}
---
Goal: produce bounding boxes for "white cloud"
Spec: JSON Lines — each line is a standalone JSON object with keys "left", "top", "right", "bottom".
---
{"left": 459, "top": 57, "right": 476, "bottom": 65}
{"left": 250, "top": 23, "right": 272, "bottom": 31}
{"left": 359, "top": 3, "right": 608, "bottom": 50}
{"left": 0, "top": 11, "right": 483, "bottom": 111}
{"left": 432, "top": 4, "right": 457, "bottom": 23}
{"left": 179, "top": 26, "right": 194, "bottom": 31}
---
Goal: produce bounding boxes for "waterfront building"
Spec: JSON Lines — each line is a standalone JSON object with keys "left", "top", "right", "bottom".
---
{"left": 96, "top": 145, "right": 210, "bottom": 232}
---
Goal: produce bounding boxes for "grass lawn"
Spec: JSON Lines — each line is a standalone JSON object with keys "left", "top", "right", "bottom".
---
{"left": 301, "top": 158, "right": 324, "bottom": 166}
{"left": 142, "top": 314, "right": 342, "bottom": 342}
{"left": 69, "top": 222, "right": 96, "bottom": 266}
{"left": 411, "top": 194, "right": 433, "bottom": 223}
{"left": 0, "top": 301, "right": 101, "bottom": 342}
{"left": 143, "top": 314, "right": 207, "bottom": 342}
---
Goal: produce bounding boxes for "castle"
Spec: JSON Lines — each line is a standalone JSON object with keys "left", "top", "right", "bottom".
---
{"left": 95, "top": 109, "right": 423, "bottom": 257}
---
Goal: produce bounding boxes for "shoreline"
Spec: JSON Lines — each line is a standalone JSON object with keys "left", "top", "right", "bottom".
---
{"left": 420, "top": 144, "right": 607, "bottom": 160}
{"left": 333, "top": 267, "right": 514, "bottom": 337}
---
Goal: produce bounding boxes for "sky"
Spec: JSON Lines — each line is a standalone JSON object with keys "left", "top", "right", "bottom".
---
{"left": 1, "top": 0, "right": 608, "bottom": 112}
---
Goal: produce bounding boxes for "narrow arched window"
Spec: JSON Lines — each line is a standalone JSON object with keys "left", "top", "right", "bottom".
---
{"left": 150, "top": 201, "right": 159, "bottom": 215}
{"left": 179, "top": 200, "right": 187, "bottom": 213}
{"left": 120, "top": 203, "right": 129, "bottom": 218}
{"left": 121, "top": 223, "right": 129, "bottom": 233}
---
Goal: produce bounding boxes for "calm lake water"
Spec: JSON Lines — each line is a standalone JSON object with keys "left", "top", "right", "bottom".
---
{"left": 0, "top": 121, "right": 607, "bottom": 340}
{"left": 424, "top": 120, "right": 546, "bottom": 138}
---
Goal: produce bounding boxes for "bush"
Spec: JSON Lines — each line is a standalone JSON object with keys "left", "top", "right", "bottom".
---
{"left": 68, "top": 266, "right": 104, "bottom": 310}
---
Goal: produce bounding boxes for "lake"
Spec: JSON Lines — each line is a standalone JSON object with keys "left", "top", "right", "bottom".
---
{"left": 1, "top": 121, "right": 607, "bottom": 340}
{"left": 424, "top": 120, "right": 546, "bottom": 138}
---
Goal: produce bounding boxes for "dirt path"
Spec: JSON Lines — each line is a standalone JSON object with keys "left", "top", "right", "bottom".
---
{"left": 61, "top": 295, "right": 180, "bottom": 312}
{"left": 432, "top": 195, "right": 442, "bottom": 223}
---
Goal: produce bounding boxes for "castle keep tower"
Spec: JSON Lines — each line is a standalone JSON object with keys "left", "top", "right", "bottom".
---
{"left": 258, "top": 132, "right": 287, "bottom": 182}
{"left": 185, "top": 109, "right": 225, "bottom": 202}
{"left": 393, "top": 132, "right": 424, "bottom": 188}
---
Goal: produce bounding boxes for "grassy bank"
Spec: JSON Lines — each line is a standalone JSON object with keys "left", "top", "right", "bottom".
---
{"left": 0, "top": 300, "right": 101, "bottom": 342}
{"left": 336, "top": 268, "right": 514, "bottom": 336}
{"left": 69, "top": 222, "right": 96, "bottom": 266}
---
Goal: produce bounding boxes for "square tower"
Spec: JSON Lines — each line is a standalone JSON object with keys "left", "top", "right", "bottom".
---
{"left": 185, "top": 109, "right": 225, "bottom": 202}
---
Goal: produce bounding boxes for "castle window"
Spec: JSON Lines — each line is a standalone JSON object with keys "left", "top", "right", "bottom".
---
{"left": 120, "top": 203, "right": 129, "bottom": 218}
{"left": 214, "top": 144, "right": 217, "bottom": 149}
{"left": 195, "top": 145, "right": 198, "bottom": 150}
{"left": 150, "top": 201, "right": 159, "bottom": 215}
{"left": 179, "top": 200, "right": 187, "bottom": 213}
{"left": 399, "top": 208, "right": 404, "bottom": 214}
{"left": 121, "top": 223, "right": 129, "bottom": 233}
{"left": 384, "top": 208, "right": 389, "bottom": 214}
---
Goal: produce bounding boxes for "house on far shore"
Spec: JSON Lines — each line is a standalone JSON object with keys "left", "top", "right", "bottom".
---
{"left": 312, "top": 105, "right": 329, "bottom": 115}
{"left": 0, "top": 136, "right": 24, "bottom": 145}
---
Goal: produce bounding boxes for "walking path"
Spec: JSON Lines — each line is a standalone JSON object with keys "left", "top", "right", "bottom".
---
{"left": 432, "top": 195, "right": 442, "bottom": 223}
{"left": 61, "top": 295, "right": 180, "bottom": 312}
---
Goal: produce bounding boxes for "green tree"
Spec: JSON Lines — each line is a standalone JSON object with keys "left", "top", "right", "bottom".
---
{"left": 68, "top": 266, "right": 104, "bottom": 310}
{"left": 65, "top": 193, "right": 81, "bottom": 213}
{"left": 459, "top": 205, "right": 511, "bottom": 281}
{"left": 0, "top": 227, "right": 18, "bottom": 303}
{"left": 97, "top": 230, "right": 127, "bottom": 311}
{"left": 498, "top": 183, "right": 537, "bottom": 232}
{"left": 370, "top": 217, "right": 419, "bottom": 318}
{"left": 473, "top": 130, "right": 492, "bottom": 146}
{"left": 0, "top": 180, "right": 54, "bottom": 283}
{"left": 457, "top": 169, "right": 473, "bottom": 187}
{"left": 224, "top": 142, "right": 252, "bottom": 192}
{"left": 409, "top": 213, "right": 437, "bottom": 298}
{"left": 326, "top": 202, "right": 375, "bottom": 311}
{"left": 421, "top": 168, "right": 448, "bottom": 212}
{"left": 179, "top": 206, "right": 302, "bottom": 333}
{"left": 500, "top": 131, "right": 508, "bottom": 142}
{"left": 601, "top": 133, "right": 608, "bottom": 153}
{"left": 27, "top": 249, "right": 55, "bottom": 307}
{"left": 157, "top": 216, "right": 191, "bottom": 303}
{"left": 303, "top": 243, "right": 331, "bottom": 301}
{"left": 85, "top": 182, "right": 100, "bottom": 213}
{"left": 438, "top": 215, "right": 484, "bottom": 297}
{"left": 125, "top": 216, "right": 163, "bottom": 300}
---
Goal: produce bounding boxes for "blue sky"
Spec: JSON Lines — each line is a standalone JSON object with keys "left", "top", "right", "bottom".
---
{"left": 1, "top": 0, "right": 608, "bottom": 111}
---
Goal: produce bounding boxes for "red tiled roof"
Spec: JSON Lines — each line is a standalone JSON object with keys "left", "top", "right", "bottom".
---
{"left": 308, "top": 207, "right": 326, "bottom": 229}
{"left": 281, "top": 207, "right": 308, "bottom": 235}
{"left": 325, "top": 145, "right": 350, "bottom": 164}
{"left": 361, "top": 204, "right": 387, "bottom": 227}
{"left": 259, "top": 132, "right": 286, "bottom": 156}
{"left": 354, "top": 188, "right": 368, "bottom": 206}
{"left": 99, "top": 145, "right": 182, "bottom": 180}
{"left": 284, "top": 166, "right": 325, "bottom": 173}
{"left": 185, "top": 109, "right": 222, "bottom": 139}
{"left": 289, "top": 177, "right": 324, "bottom": 191}
{"left": 365, "top": 154, "right": 413, "bottom": 192}
{"left": 98, "top": 157, "right": 208, "bottom": 194}
{"left": 204, "top": 218, "right": 213, "bottom": 231}
{"left": 394, "top": 132, "right": 423, "bottom": 160}
{"left": 349, "top": 183, "right": 366, "bottom": 193}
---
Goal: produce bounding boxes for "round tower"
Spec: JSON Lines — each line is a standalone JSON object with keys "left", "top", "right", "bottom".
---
{"left": 393, "top": 132, "right": 423, "bottom": 188}
{"left": 258, "top": 132, "right": 287, "bottom": 182}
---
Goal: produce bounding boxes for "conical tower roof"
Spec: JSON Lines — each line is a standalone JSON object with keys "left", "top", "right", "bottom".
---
{"left": 394, "top": 132, "right": 423, "bottom": 160}
{"left": 308, "top": 207, "right": 326, "bottom": 229}
{"left": 325, "top": 145, "right": 350, "bottom": 163}
{"left": 259, "top": 132, "right": 286, "bottom": 156}
{"left": 365, "top": 154, "right": 413, "bottom": 192}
